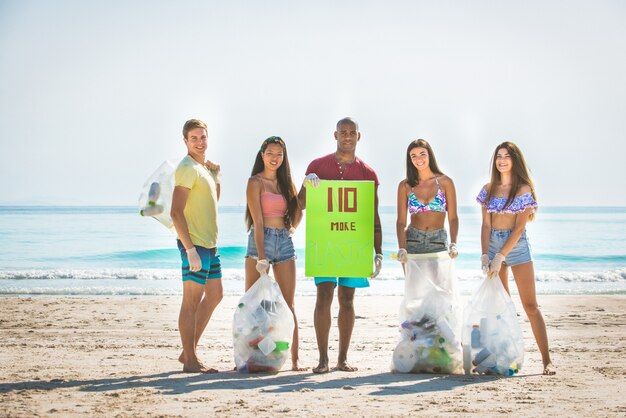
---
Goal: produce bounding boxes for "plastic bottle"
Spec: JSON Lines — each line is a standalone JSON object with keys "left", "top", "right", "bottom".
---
{"left": 429, "top": 347, "right": 451, "bottom": 369}
{"left": 148, "top": 182, "right": 161, "bottom": 205}
{"left": 472, "top": 347, "right": 492, "bottom": 366}
{"left": 414, "top": 336, "right": 434, "bottom": 348}
{"left": 503, "top": 368, "right": 515, "bottom": 376}
{"left": 140, "top": 204, "right": 164, "bottom": 217}
{"left": 399, "top": 322, "right": 415, "bottom": 340}
{"left": 471, "top": 324, "right": 481, "bottom": 348}
{"left": 417, "top": 315, "right": 436, "bottom": 330}
{"left": 436, "top": 317, "right": 457, "bottom": 346}
{"left": 462, "top": 345, "right": 472, "bottom": 375}
{"left": 400, "top": 320, "right": 413, "bottom": 329}
{"left": 479, "top": 317, "right": 490, "bottom": 346}
{"left": 480, "top": 353, "right": 497, "bottom": 368}
{"left": 253, "top": 305, "right": 270, "bottom": 327}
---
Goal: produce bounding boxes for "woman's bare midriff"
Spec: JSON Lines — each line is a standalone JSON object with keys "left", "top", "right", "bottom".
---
{"left": 490, "top": 213, "right": 517, "bottom": 230}
{"left": 263, "top": 217, "right": 287, "bottom": 230}
{"left": 409, "top": 212, "right": 446, "bottom": 230}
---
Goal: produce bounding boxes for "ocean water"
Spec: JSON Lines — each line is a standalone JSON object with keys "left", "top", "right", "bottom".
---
{"left": 0, "top": 206, "right": 625, "bottom": 296}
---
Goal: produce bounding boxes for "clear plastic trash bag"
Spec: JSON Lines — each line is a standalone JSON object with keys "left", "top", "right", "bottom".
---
{"left": 138, "top": 159, "right": 179, "bottom": 231}
{"left": 391, "top": 252, "right": 463, "bottom": 374}
{"left": 233, "top": 273, "right": 295, "bottom": 373}
{"left": 461, "top": 276, "right": 524, "bottom": 376}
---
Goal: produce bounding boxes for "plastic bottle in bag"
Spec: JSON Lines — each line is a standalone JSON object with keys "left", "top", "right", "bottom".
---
{"left": 429, "top": 346, "right": 452, "bottom": 370}
{"left": 479, "top": 317, "right": 491, "bottom": 345}
{"left": 140, "top": 204, "right": 164, "bottom": 217}
{"left": 252, "top": 305, "right": 270, "bottom": 330}
{"left": 463, "top": 345, "right": 472, "bottom": 374}
{"left": 472, "top": 347, "right": 492, "bottom": 366}
{"left": 234, "top": 303, "right": 255, "bottom": 337}
{"left": 436, "top": 317, "right": 458, "bottom": 347}
{"left": 148, "top": 182, "right": 161, "bottom": 205}
{"left": 471, "top": 324, "right": 481, "bottom": 348}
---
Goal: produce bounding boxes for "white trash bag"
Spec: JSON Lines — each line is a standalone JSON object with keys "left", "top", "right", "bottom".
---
{"left": 138, "top": 159, "right": 179, "bottom": 231}
{"left": 461, "top": 276, "right": 524, "bottom": 376}
{"left": 233, "top": 273, "right": 294, "bottom": 373}
{"left": 392, "top": 252, "right": 463, "bottom": 374}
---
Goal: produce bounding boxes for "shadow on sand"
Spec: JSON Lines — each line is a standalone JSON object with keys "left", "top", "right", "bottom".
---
{"left": 0, "top": 369, "right": 519, "bottom": 396}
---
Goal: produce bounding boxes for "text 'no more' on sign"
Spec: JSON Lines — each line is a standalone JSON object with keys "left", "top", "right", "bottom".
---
{"left": 305, "top": 180, "right": 374, "bottom": 277}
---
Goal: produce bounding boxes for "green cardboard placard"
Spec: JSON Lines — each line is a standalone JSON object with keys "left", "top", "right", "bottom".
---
{"left": 305, "top": 180, "right": 375, "bottom": 277}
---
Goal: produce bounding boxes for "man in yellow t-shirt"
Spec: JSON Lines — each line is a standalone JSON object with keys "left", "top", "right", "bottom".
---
{"left": 171, "top": 119, "right": 223, "bottom": 374}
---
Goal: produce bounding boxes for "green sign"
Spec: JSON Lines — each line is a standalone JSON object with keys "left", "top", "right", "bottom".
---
{"left": 305, "top": 180, "right": 375, "bottom": 277}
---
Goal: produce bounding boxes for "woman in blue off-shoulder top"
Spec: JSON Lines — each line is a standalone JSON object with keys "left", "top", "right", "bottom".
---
{"left": 477, "top": 141, "right": 555, "bottom": 375}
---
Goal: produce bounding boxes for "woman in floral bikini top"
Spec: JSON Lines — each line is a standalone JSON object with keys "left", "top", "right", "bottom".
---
{"left": 477, "top": 141, "right": 555, "bottom": 376}
{"left": 396, "top": 139, "right": 459, "bottom": 262}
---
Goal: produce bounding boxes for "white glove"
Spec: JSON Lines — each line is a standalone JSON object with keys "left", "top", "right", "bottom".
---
{"left": 480, "top": 254, "right": 490, "bottom": 275}
{"left": 303, "top": 173, "right": 320, "bottom": 188}
{"left": 488, "top": 253, "right": 505, "bottom": 279}
{"left": 448, "top": 243, "right": 458, "bottom": 259}
{"left": 397, "top": 248, "right": 408, "bottom": 264}
{"left": 371, "top": 254, "right": 383, "bottom": 278}
{"left": 186, "top": 247, "right": 202, "bottom": 272}
{"left": 256, "top": 259, "right": 270, "bottom": 274}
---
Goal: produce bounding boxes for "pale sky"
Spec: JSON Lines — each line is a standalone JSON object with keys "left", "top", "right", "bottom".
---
{"left": 1, "top": 0, "right": 625, "bottom": 207}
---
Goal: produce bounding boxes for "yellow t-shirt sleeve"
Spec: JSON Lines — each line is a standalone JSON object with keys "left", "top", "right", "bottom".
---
{"left": 175, "top": 163, "right": 197, "bottom": 189}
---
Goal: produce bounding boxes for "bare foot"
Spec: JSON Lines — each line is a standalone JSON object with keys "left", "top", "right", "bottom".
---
{"left": 180, "top": 351, "right": 209, "bottom": 368}
{"left": 182, "top": 361, "right": 218, "bottom": 374}
{"left": 543, "top": 363, "right": 556, "bottom": 375}
{"left": 333, "top": 361, "right": 357, "bottom": 372}
{"left": 312, "top": 361, "right": 330, "bottom": 374}
{"left": 292, "top": 363, "right": 309, "bottom": 372}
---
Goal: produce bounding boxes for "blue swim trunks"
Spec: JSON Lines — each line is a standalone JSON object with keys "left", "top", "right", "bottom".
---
{"left": 314, "top": 277, "right": 370, "bottom": 288}
{"left": 177, "top": 240, "right": 222, "bottom": 285}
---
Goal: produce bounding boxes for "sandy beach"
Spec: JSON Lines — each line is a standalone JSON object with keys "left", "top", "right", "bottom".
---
{"left": 1, "top": 294, "right": 625, "bottom": 417}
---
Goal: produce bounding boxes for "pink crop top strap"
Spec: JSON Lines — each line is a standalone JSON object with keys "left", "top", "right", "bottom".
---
{"left": 257, "top": 176, "right": 288, "bottom": 218}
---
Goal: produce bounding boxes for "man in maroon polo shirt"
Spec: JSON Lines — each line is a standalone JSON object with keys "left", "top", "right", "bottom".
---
{"left": 298, "top": 117, "right": 383, "bottom": 374}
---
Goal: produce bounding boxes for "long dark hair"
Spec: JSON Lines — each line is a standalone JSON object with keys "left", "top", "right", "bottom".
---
{"left": 486, "top": 141, "right": 537, "bottom": 221}
{"left": 245, "top": 136, "right": 299, "bottom": 230}
{"left": 405, "top": 139, "right": 443, "bottom": 187}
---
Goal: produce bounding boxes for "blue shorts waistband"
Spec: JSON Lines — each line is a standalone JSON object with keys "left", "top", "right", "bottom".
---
{"left": 250, "top": 226, "right": 291, "bottom": 237}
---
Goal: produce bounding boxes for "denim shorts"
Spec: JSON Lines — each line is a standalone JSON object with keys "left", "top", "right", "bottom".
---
{"left": 177, "top": 240, "right": 222, "bottom": 285}
{"left": 488, "top": 229, "right": 532, "bottom": 267}
{"left": 406, "top": 227, "right": 448, "bottom": 254}
{"left": 246, "top": 227, "right": 296, "bottom": 265}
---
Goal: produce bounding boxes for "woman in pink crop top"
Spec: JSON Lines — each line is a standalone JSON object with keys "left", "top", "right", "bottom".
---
{"left": 396, "top": 139, "right": 459, "bottom": 261}
{"left": 244, "top": 136, "right": 305, "bottom": 371}
{"left": 477, "top": 141, "right": 555, "bottom": 375}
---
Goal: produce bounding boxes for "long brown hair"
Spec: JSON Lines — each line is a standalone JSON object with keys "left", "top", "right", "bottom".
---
{"left": 245, "top": 136, "right": 299, "bottom": 230}
{"left": 406, "top": 139, "right": 443, "bottom": 187}
{"left": 486, "top": 141, "right": 537, "bottom": 221}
